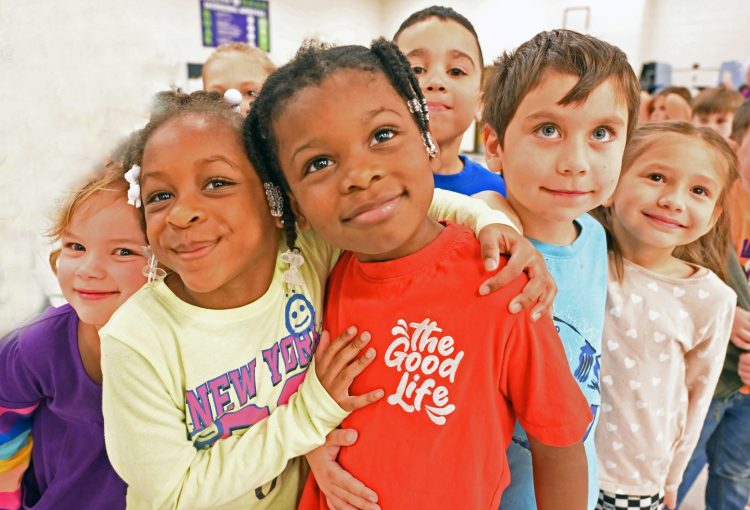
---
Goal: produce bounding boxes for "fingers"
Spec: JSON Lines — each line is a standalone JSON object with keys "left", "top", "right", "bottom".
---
{"left": 339, "top": 387, "right": 385, "bottom": 413}
{"left": 327, "top": 493, "right": 358, "bottom": 510}
{"left": 731, "top": 334, "right": 750, "bottom": 350}
{"left": 479, "top": 253, "right": 523, "bottom": 296}
{"left": 326, "top": 428, "right": 358, "bottom": 447}
{"left": 328, "top": 333, "right": 374, "bottom": 381}
{"left": 328, "top": 469, "right": 380, "bottom": 510}
{"left": 478, "top": 229, "right": 502, "bottom": 272}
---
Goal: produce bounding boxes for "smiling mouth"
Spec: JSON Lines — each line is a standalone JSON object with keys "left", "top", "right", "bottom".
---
{"left": 173, "top": 240, "right": 218, "bottom": 261}
{"left": 643, "top": 212, "right": 686, "bottom": 229}
{"left": 75, "top": 290, "right": 118, "bottom": 300}
{"left": 342, "top": 193, "right": 404, "bottom": 225}
{"left": 542, "top": 188, "right": 591, "bottom": 197}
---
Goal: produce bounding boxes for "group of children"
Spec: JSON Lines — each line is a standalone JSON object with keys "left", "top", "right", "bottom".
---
{"left": 1, "top": 5, "right": 749, "bottom": 510}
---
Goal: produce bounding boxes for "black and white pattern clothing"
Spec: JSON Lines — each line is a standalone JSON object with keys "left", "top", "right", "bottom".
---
{"left": 596, "top": 490, "right": 664, "bottom": 510}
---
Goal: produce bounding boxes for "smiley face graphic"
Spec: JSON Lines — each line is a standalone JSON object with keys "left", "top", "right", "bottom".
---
{"left": 285, "top": 293, "right": 315, "bottom": 335}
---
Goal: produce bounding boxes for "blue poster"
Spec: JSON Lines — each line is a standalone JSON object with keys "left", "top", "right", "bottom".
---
{"left": 200, "top": 0, "right": 270, "bottom": 50}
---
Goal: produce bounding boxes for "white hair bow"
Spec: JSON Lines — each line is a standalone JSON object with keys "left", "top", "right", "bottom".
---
{"left": 124, "top": 164, "right": 142, "bottom": 208}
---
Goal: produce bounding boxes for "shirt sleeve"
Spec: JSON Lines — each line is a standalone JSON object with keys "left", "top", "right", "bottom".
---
{"left": 665, "top": 296, "right": 736, "bottom": 491}
{"left": 101, "top": 333, "right": 349, "bottom": 510}
{"left": 0, "top": 332, "right": 41, "bottom": 510}
{"left": 429, "top": 188, "right": 521, "bottom": 235}
{"left": 500, "top": 312, "right": 593, "bottom": 446}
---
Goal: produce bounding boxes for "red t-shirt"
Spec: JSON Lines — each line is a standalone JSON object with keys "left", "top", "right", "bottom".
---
{"left": 299, "top": 224, "right": 591, "bottom": 509}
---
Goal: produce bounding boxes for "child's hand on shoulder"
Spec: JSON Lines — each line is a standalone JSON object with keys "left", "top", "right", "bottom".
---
{"left": 315, "top": 326, "right": 384, "bottom": 412}
{"left": 730, "top": 307, "right": 750, "bottom": 350}
{"left": 306, "top": 428, "right": 380, "bottom": 510}
{"left": 477, "top": 224, "right": 556, "bottom": 321}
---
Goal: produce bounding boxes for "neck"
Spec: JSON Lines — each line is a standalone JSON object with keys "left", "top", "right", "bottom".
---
{"left": 355, "top": 218, "right": 444, "bottom": 262}
{"left": 740, "top": 175, "right": 750, "bottom": 197}
{"left": 433, "top": 136, "right": 464, "bottom": 175}
{"left": 507, "top": 194, "right": 579, "bottom": 245}
{"left": 77, "top": 320, "right": 103, "bottom": 384}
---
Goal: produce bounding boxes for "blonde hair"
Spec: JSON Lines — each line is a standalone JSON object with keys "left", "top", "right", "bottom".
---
{"left": 202, "top": 42, "right": 276, "bottom": 83}
{"left": 47, "top": 163, "right": 131, "bottom": 273}
{"left": 592, "top": 121, "right": 738, "bottom": 282}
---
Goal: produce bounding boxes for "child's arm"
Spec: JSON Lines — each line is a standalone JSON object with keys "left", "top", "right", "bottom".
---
{"left": 429, "top": 188, "right": 555, "bottom": 319}
{"left": 664, "top": 300, "right": 736, "bottom": 502}
{"left": 305, "top": 428, "right": 379, "bottom": 510}
{"left": 101, "top": 326, "right": 381, "bottom": 510}
{"left": 528, "top": 436, "right": 588, "bottom": 510}
{"left": 0, "top": 333, "right": 42, "bottom": 510}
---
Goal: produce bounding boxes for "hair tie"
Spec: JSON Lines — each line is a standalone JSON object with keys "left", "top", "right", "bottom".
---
{"left": 224, "top": 89, "right": 242, "bottom": 113}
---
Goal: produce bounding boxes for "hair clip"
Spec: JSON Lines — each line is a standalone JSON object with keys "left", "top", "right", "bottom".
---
{"left": 264, "top": 182, "right": 284, "bottom": 218}
{"left": 141, "top": 245, "right": 167, "bottom": 283}
{"left": 420, "top": 98, "right": 430, "bottom": 122}
{"left": 124, "top": 164, "right": 142, "bottom": 208}
{"left": 223, "top": 88, "right": 243, "bottom": 113}
{"left": 280, "top": 248, "right": 305, "bottom": 286}
{"left": 422, "top": 132, "right": 438, "bottom": 158}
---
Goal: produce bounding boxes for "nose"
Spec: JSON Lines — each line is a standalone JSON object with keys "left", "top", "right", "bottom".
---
{"left": 339, "top": 151, "right": 384, "bottom": 193}
{"left": 657, "top": 186, "right": 686, "bottom": 211}
{"left": 423, "top": 69, "right": 446, "bottom": 92}
{"left": 76, "top": 253, "right": 106, "bottom": 280}
{"left": 556, "top": 138, "right": 590, "bottom": 176}
{"left": 166, "top": 194, "right": 204, "bottom": 228}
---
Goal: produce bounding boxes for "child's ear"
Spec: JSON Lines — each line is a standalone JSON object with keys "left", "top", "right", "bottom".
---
{"left": 482, "top": 124, "right": 503, "bottom": 173}
{"left": 287, "top": 194, "right": 310, "bottom": 230}
{"left": 709, "top": 204, "right": 723, "bottom": 230}
{"left": 728, "top": 137, "right": 739, "bottom": 153}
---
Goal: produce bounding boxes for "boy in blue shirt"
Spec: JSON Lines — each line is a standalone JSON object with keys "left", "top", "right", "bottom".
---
{"left": 394, "top": 6, "right": 506, "bottom": 197}
{"left": 482, "top": 30, "right": 640, "bottom": 510}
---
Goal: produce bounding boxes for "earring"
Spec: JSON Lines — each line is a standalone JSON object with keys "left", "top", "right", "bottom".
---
{"left": 264, "top": 182, "right": 284, "bottom": 218}
{"left": 142, "top": 246, "right": 167, "bottom": 283}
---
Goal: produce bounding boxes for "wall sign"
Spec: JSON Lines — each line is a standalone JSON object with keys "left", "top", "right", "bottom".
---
{"left": 200, "top": 0, "right": 270, "bottom": 50}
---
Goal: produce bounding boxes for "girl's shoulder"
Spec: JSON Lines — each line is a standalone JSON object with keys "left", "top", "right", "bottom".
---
{"left": 3, "top": 304, "right": 77, "bottom": 350}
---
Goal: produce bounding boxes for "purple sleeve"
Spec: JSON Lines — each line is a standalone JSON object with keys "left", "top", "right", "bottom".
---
{"left": 0, "top": 331, "right": 43, "bottom": 408}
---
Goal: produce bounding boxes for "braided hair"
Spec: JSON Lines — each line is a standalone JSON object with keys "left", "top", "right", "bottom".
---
{"left": 243, "top": 37, "right": 435, "bottom": 252}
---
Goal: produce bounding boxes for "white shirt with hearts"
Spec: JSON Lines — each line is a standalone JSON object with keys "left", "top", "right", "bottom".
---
{"left": 596, "top": 257, "right": 736, "bottom": 496}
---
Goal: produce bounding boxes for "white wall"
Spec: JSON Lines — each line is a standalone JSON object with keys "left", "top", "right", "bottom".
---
{"left": 0, "top": 0, "right": 383, "bottom": 334}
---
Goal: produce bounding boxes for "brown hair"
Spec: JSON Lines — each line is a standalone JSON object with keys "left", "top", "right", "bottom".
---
{"left": 731, "top": 99, "right": 750, "bottom": 142}
{"left": 47, "top": 163, "right": 132, "bottom": 273}
{"left": 692, "top": 86, "right": 744, "bottom": 116}
{"left": 592, "top": 121, "right": 738, "bottom": 282}
{"left": 393, "top": 5, "right": 483, "bottom": 66}
{"left": 202, "top": 42, "right": 276, "bottom": 83}
{"left": 482, "top": 29, "right": 640, "bottom": 146}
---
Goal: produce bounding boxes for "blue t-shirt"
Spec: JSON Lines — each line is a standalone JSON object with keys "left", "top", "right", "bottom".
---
{"left": 500, "top": 214, "right": 607, "bottom": 510}
{"left": 433, "top": 155, "right": 506, "bottom": 197}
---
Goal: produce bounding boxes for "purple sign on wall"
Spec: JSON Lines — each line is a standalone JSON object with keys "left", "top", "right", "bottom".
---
{"left": 200, "top": 0, "right": 270, "bottom": 51}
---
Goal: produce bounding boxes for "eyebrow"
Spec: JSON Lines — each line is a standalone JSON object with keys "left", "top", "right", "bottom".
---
{"left": 406, "top": 48, "right": 477, "bottom": 67}
{"left": 524, "top": 111, "right": 627, "bottom": 127}
{"left": 141, "top": 155, "right": 238, "bottom": 183}
{"left": 289, "top": 107, "right": 402, "bottom": 163}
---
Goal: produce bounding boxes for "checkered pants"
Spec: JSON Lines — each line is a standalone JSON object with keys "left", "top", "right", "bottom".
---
{"left": 596, "top": 490, "right": 664, "bottom": 509}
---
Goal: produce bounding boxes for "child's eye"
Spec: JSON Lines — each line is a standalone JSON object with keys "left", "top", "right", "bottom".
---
{"left": 647, "top": 173, "right": 664, "bottom": 183}
{"left": 371, "top": 128, "right": 396, "bottom": 145}
{"left": 691, "top": 186, "right": 709, "bottom": 197}
{"left": 591, "top": 127, "right": 613, "bottom": 142}
{"left": 65, "top": 242, "right": 85, "bottom": 252}
{"left": 146, "top": 191, "right": 173, "bottom": 204}
{"left": 305, "top": 157, "right": 334, "bottom": 175}
{"left": 114, "top": 248, "right": 138, "bottom": 257}
{"left": 448, "top": 68, "right": 466, "bottom": 77}
{"left": 536, "top": 124, "right": 560, "bottom": 139}
{"left": 412, "top": 66, "right": 426, "bottom": 75}
{"left": 206, "top": 179, "right": 232, "bottom": 190}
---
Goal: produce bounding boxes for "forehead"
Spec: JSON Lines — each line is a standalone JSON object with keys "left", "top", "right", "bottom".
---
{"left": 278, "top": 69, "right": 408, "bottom": 127}
{"left": 633, "top": 133, "right": 725, "bottom": 178}
{"left": 515, "top": 71, "right": 628, "bottom": 123}
{"left": 396, "top": 17, "right": 481, "bottom": 65}
{"left": 203, "top": 51, "right": 270, "bottom": 86}
{"left": 69, "top": 194, "right": 144, "bottom": 238}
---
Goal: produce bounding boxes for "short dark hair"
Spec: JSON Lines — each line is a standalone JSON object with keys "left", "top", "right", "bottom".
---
{"left": 731, "top": 99, "right": 750, "bottom": 142}
{"left": 482, "top": 29, "right": 640, "bottom": 146}
{"left": 393, "top": 5, "right": 483, "bottom": 66}
{"left": 244, "top": 38, "right": 432, "bottom": 250}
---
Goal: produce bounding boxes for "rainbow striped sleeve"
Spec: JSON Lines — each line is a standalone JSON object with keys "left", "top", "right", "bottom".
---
{"left": 0, "top": 404, "right": 37, "bottom": 510}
